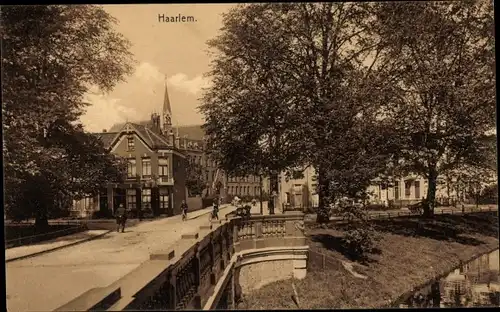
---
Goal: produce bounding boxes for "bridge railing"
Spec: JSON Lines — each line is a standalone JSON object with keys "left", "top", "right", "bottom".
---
{"left": 55, "top": 211, "right": 305, "bottom": 311}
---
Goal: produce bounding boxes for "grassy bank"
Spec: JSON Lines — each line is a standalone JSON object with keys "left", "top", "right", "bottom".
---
{"left": 239, "top": 212, "right": 499, "bottom": 309}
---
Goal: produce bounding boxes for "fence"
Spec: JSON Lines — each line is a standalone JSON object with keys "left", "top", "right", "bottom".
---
{"left": 317, "top": 206, "right": 498, "bottom": 225}
{"left": 5, "top": 224, "right": 87, "bottom": 249}
{"left": 56, "top": 212, "right": 306, "bottom": 311}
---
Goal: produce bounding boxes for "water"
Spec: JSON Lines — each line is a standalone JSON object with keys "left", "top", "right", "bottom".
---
{"left": 400, "top": 249, "right": 500, "bottom": 308}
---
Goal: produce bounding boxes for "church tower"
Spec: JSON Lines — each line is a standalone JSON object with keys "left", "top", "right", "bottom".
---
{"left": 162, "top": 75, "right": 173, "bottom": 132}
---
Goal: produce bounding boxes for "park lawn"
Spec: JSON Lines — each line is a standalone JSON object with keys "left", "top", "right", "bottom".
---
{"left": 238, "top": 212, "right": 499, "bottom": 309}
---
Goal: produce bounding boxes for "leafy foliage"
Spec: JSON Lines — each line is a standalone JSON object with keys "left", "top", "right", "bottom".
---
{"left": 201, "top": 3, "right": 396, "bottom": 221}
{"left": 371, "top": 0, "right": 495, "bottom": 216}
{"left": 2, "top": 5, "right": 134, "bottom": 225}
{"left": 186, "top": 160, "right": 207, "bottom": 196}
{"left": 201, "top": 1, "right": 495, "bottom": 224}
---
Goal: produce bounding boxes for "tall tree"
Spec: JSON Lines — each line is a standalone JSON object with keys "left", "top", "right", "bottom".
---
{"left": 372, "top": 0, "right": 495, "bottom": 217}
{"left": 201, "top": 3, "right": 395, "bottom": 220}
{"left": 2, "top": 5, "right": 134, "bottom": 227}
{"left": 201, "top": 4, "right": 308, "bottom": 213}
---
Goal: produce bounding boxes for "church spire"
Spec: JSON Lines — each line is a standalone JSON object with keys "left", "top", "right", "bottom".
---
{"left": 162, "top": 74, "right": 172, "bottom": 129}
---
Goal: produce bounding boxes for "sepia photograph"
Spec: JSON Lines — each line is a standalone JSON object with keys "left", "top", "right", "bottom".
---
{"left": 2, "top": 1, "right": 498, "bottom": 311}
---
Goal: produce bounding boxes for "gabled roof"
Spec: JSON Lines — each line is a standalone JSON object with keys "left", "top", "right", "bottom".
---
{"left": 98, "top": 122, "right": 172, "bottom": 151}
{"left": 109, "top": 120, "right": 150, "bottom": 133}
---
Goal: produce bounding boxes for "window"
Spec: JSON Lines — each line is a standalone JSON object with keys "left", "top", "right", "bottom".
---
{"left": 405, "top": 181, "right": 411, "bottom": 198}
{"left": 160, "top": 195, "right": 169, "bottom": 209}
{"left": 142, "top": 159, "right": 151, "bottom": 177}
{"left": 127, "top": 137, "right": 135, "bottom": 151}
{"left": 127, "top": 189, "right": 137, "bottom": 209}
{"left": 159, "top": 158, "right": 168, "bottom": 177}
{"left": 142, "top": 189, "right": 151, "bottom": 209}
{"left": 127, "top": 159, "right": 136, "bottom": 178}
{"left": 415, "top": 181, "right": 421, "bottom": 199}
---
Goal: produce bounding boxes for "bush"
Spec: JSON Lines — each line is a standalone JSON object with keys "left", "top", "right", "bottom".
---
{"left": 235, "top": 205, "right": 252, "bottom": 219}
{"left": 343, "top": 226, "right": 380, "bottom": 258}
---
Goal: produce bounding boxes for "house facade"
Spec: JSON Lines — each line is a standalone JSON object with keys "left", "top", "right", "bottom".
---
{"left": 279, "top": 167, "right": 319, "bottom": 211}
{"left": 70, "top": 115, "right": 188, "bottom": 218}
{"left": 71, "top": 79, "right": 260, "bottom": 217}
{"left": 174, "top": 125, "right": 261, "bottom": 201}
{"left": 277, "top": 166, "right": 497, "bottom": 211}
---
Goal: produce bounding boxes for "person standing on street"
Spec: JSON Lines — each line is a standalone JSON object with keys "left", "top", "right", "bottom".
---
{"left": 115, "top": 204, "right": 127, "bottom": 233}
{"left": 181, "top": 200, "right": 188, "bottom": 221}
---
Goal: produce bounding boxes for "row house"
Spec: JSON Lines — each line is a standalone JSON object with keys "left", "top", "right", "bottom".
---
{"left": 277, "top": 169, "right": 465, "bottom": 211}
{"left": 71, "top": 113, "right": 188, "bottom": 218}
{"left": 226, "top": 175, "right": 262, "bottom": 198}
{"left": 174, "top": 125, "right": 261, "bottom": 199}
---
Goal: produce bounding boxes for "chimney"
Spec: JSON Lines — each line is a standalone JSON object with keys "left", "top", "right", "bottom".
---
{"left": 151, "top": 113, "right": 161, "bottom": 133}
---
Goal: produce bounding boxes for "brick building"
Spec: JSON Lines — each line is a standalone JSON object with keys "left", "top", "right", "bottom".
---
{"left": 71, "top": 79, "right": 260, "bottom": 217}
{"left": 173, "top": 124, "right": 261, "bottom": 200}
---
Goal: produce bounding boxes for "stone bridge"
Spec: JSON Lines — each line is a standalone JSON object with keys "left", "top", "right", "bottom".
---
{"left": 55, "top": 211, "right": 308, "bottom": 311}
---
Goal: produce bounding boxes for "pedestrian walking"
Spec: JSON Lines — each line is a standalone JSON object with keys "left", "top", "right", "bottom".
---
{"left": 115, "top": 204, "right": 127, "bottom": 233}
{"left": 181, "top": 200, "right": 188, "bottom": 221}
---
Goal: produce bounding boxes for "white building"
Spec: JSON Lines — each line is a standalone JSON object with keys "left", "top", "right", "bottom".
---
{"left": 276, "top": 166, "right": 497, "bottom": 210}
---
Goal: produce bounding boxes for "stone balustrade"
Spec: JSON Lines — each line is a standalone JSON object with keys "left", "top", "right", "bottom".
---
{"left": 55, "top": 211, "right": 307, "bottom": 311}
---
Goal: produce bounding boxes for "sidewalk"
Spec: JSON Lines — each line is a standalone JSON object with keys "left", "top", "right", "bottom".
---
{"left": 5, "top": 205, "right": 235, "bottom": 263}
{"left": 5, "top": 230, "right": 110, "bottom": 262}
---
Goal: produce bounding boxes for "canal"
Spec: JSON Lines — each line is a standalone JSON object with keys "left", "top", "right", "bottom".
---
{"left": 399, "top": 248, "right": 499, "bottom": 308}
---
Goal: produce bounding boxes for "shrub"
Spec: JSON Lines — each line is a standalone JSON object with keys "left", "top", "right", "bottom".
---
{"left": 343, "top": 226, "right": 380, "bottom": 258}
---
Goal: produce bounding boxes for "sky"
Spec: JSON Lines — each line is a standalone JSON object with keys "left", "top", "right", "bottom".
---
{"left": 79, "top": 4, "right": 237, "bottom": 133}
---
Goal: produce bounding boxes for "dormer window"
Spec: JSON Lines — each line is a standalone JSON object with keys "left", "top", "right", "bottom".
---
{"left": 127, "top": 137, "right": 135, "bottom": 151}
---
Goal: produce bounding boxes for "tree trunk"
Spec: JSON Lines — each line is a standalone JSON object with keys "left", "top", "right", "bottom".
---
{"left": 259, "top": 175, "right": 263, "bottom": 215}
{"left": 446, "top": 174, "right": 451, "bottom": 206}
{"left": 424, "top": 170, "right": 438, "bottom": 218}
{"left": 316, "top": 168, "right": 330, "bottom": 223}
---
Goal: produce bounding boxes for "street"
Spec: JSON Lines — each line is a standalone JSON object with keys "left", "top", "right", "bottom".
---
{"left": 6, "top": 205, "right": 237, "bottom": 312}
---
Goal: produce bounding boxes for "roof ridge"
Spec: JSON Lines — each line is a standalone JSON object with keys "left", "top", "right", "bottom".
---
{"left": 147, "top": 128, "right": 171, "bottom": 146}
{"left": 144, "top": 127, "right": 154, "bottom": 147}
